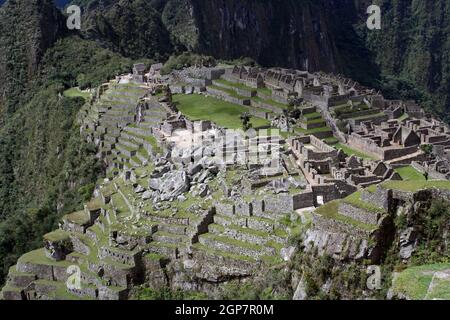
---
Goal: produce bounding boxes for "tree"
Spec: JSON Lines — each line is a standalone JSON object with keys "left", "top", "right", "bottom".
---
{"left": 240, "top": 112, "right": 252, "bottom": 131}
{"left": 420, "top": 144, "right": 433, "bottom": 155}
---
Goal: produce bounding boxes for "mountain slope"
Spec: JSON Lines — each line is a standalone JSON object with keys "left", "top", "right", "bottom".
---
{"left": 362, "top": 0, "right": 450, "bottom": 122}
{"left": 0, "top": 0, "right": 136, "bottom": 284}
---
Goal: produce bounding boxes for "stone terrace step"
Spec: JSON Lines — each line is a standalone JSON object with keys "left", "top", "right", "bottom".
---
{"left": 152, "top": 231, "right": 191, "bottom": 245}
{"left": 213, "top": 214, "right": 276, "bottom": 233}
{"left": 147, "top": 242, "right": 178, "bottom": 259}
{"left": 191, "top": 243, "right": 257, "bottom": 264}
{"left": 118, "top": 137, "right": 142, "bottom": 150}
{"left": 198, "top": 234, "right": 276, "bottom": 259}
{"left": 116, "top": 143, "right": 137, "bottom": 158}
{"left": 208, "top": 223, "right": 285, "bottom": 246}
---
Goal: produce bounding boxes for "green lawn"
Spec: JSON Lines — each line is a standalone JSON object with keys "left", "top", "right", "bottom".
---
{"left": 350, "top": 112, "right": 386, "bottom": 121}
{"left": 295, "top": 126, "right": 332, "bottom": 135}
{"left": 173, "top": 94, "right": 269, "bottom": 129}
{"left": 394, "top": 166, "right": 426, "bottom": 181}
{"left": 381, "top": 180, "right": 450, "bottom": 192}
{"left": 257, "top": 87, "right": 272, "bottom": 96}
{"left": 398, "top": 113, "right": 410, "bottom": 121}
{"left": 303, "top": 112, "right": 322, "bottom": 119}
{"left": 251, "top": 96, "right": 288, "bottom": 110}
{"left": 209, "top": 85, "right": 248, "bottom": 100}
{"left": 63, "top": 87, "right": 91, "bottom": 100}
{"left": 323, "top": 136, "right": 339, "bottom": 145}
{"left": 214, "top": 78, "right": 254, "bottom": 92}
{"left": 334, "top": 143, "right": 377, "bottom": 160}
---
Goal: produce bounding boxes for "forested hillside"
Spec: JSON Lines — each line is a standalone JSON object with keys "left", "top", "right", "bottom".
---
{"left": 0, "top": 0, "right": 134, "bottom": 283}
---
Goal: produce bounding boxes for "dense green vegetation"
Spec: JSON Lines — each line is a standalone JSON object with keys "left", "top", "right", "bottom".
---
{"left": 0, "top": 34, "right": 134, "bottom": 284}
{"left": 362, "top": 0, "right": 450, "bottom": 123}
{"left": 73, "top": 0, "right": 173, "bottom": 61}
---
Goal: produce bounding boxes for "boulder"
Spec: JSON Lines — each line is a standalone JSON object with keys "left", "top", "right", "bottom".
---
{"left": 281, "top": 246, "right": 296, "bottom": 262}
{"left": 134, "top": 185, "right": 145, "bottom": 194}
{"left": 150, "top": 170, "right": 190, "bottom": 201}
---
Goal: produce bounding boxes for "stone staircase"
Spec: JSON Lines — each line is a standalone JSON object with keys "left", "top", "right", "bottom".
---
{"left": 77, "top": 81, "right": 170, "bottom": 177}
{"left": 192, "top": 197, "right": 289, "bottom": 266}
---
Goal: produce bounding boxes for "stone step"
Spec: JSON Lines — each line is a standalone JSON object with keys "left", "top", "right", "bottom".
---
{"left": 124, "top": 126, "right": 152, "bottom": 137}
{"left": 6, "top": 266, "right": 36, "bottom": 288}
{"left": 121, "top": 132, "right": 146, "bottom": 146}
{"left": 198, "top": 234, "right": 275, "bottom": 259}
{"left": 147, "top": 242, "right": 178, "bottom": 259}
{"left": 100, "top": 246, "right": 137, "bottom": 267}
{"left": 116, "top": 144, "right": 137, "bottom": 158}
{"left": 157, "top": 222, "right": 192, "bottom": 236}
{"left": 136, "top": 149, "right": 149, "bottom": 163}
{"left": 208, "top": 223, "right": 285, "bottom": 246}
{"left": 138, "top": 121, "right": 160, "bottom": 130}
{"left": 191, "top": 243, "right": 257, "bottom": 264}
{"left": 118, "top": 137, "right": 142, "bottom": 150}
{"left": 104, "top": 134, "right": 120, "bottom": 143}
{"left": 152, "top": 231, "right": 191, "bottom": 245}
{"left": 130, "top": 156, "right": 142, "bottom": 167}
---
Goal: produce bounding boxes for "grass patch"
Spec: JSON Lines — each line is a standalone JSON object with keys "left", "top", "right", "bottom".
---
{"left": 343, "top": 191, "right": 385, "bottom": 214}
{"left": 192, "top": 243, "right": 255, "bottom": 262}
{"left": 315, "top": 201, "right": 378, "bottom": 231}
{"left": 334, "top": 143, "right": 377, "bottom": 160}
{"left": 398, "top": 113, "right": 409, "bottom": 121}
{"left": 215, "top": 78, "right": 254, "bottom": 92}
{"left": 295, "top": 126, "right": 332, "bottom": 135}
{"left": 323, "top": 136, "right": 339, "bottom": 145}
{"left": 303, "top": 112, "right": 322, "bottom": 119}
{"left": 145, "top": 136, "right": 162, "bottom": 154}
{"left": 394, "top": 166, "right": 426, "bottom": 181}
{"left": 381, "top": 180, "right": 450, "bottom": 192}
{"left": 43, "top": 230, "right": 70, "bottom": 242}
{"left": 306, "top": 118, "right": 326, "bottom": 125}
{"left": 64, "top": 210, "right": 90, "bottom": 225}
{"left": 251, "top": 96, "right": 288, "bottom": 110}
{"left": 63, "top": 87, "right": 91, "bottom": 100}
{"left": 173, "top": 94, "right": 269, "bottom": 129}
{"left": 209, "top": 85, "right": 248, "bottom": 100}
{"left": 392, "top": 263, "right": 450, "bottom": 300}
{"left": 349, "top": 112, "right": 386, "bottom": 121}
{"left": 18, "top": 249, "right": 72, "bottom": 267}
{"left": 257, "top": 87, "right": 272, "bottom": 96}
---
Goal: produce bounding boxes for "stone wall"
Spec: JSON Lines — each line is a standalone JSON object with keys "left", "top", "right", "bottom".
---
{"left": 338, "top": 203, "right": 379, "bottom": 225}
{"left": 251, "top": 100, "right": 284, "bottom": 114}
{"left": 206, "top": 88, "right": 250, "bottom": 106}
{"left": 311, "top": 213, "right": 372, "bottom": 238}
{"left": 411, "top": 161, "right": 447, "bottom": 180}
{"left": 361, "top": 187, "right": 391, "bottom": 211}
{"left": 292, "top": 192, "right": 315, "bottom": 209}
